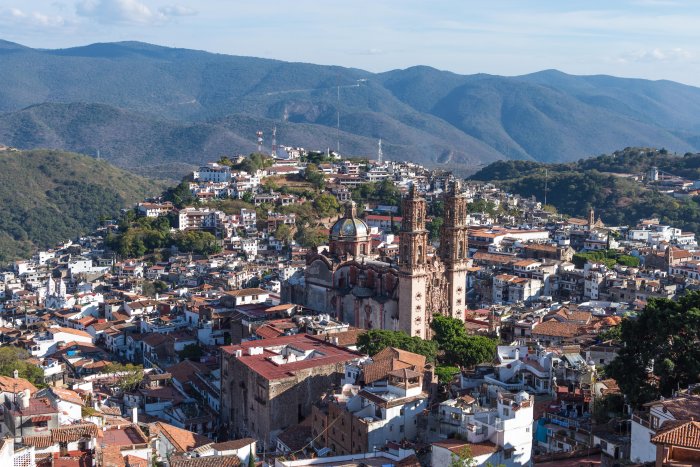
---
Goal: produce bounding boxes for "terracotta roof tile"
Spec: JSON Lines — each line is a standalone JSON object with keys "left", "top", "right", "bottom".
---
{"left": 652, "top": 420, "right": 700, "bottom": 449}
{"left": 210, "top": 438, "right": 256, "bottom": 452}
{"left": 170, "top": 455, "right": 240, "bottom": 467}
{"left": 0, "top": 375, "right": 37, "bottom": 394}
{"left": 532, "top": 321, "right": 582, "bottom": 338}
{"left": 154, "top": 421, "right": 212, "bottom": 453}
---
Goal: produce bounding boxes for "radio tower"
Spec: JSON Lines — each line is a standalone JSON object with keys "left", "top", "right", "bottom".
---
{"left": 256, "top": 130, "right": 263, "bottom": 154}
{"left": 271, "top": 126, "right": 277, "bottom": 158}
{"left": 377, "top": 138, "right": 383, "bottom": 165}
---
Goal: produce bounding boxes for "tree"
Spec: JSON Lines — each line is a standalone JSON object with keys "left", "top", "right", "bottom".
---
{"left": 296, "top": 225, "right": 328, "bottom": 249}
{"left": 431, "top": 315, "right": 467, "bottom": 347}
{"left": 431, "top": 315, "right": 497, "bottom": 368}
{"left": 241, "top": 191, "right": 254, "bottom": 204}
{"left": 104, "top": 363, "right": 144, "bottom": 392}
{"left": 313, "top": 193, "right": 340, "bottom": 218}
{"left": 443, "top": 335, "right": 498, "bottom": 368}
{"left": 0, "top": 346, "right": 44, "bottom": 387}
{"left": 357, "top": 330, "right": 438, "bottom": 362}
{"left": 304, "top": 163, "right": 326, "bottom": 190}
{"left": 435, "top": 365, "right": 460, "bottom": 384}
{"left": 450, "top": 445, "right": 476, "bottom": 467}
{"left": 274, "top": 224, "right": 293, "bottom": 244}
{"left": 606, "top": 292, "right": 700, "bottom": 408}
{"left": 163, "top": 181, "right": 197, "bottom": 209}
{"left": 172, "top": 230, "right": 221, "bottom": 255}
{"left": 178, "top": 344, "right": 204, "bottom": 361}
{"left": 427, "top": 217, "right": 443, "bottom": 242}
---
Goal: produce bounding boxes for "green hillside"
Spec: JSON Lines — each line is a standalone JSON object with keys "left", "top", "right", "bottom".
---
{"left": 2, "top": 41, "right": 700, "bottom": 172}
{"left": 470, "top": 147, "right": 700, "bottom": 234}
{"left": 0, "top": 149, "right": 166, "bottom": 262}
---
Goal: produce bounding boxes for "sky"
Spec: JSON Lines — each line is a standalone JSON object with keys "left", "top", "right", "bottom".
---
{"left": 2, "top": 0, "right": 700, "bottom": 85}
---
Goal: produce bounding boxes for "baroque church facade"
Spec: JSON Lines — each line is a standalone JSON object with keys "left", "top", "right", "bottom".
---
{"left": 283, "top": 182, "right": 470, "bottom": 338}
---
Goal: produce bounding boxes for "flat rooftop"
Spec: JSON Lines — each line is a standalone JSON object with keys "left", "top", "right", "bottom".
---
{"left": 221, "top": 334, "right": 361, "bottom": 381}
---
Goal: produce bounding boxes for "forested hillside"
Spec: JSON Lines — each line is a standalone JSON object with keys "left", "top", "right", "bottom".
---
{"left": 470, "top": 147, "right": 700, "bottom": 233}
{"left": 0, "top": 149, "right": 165, "bottom": 262}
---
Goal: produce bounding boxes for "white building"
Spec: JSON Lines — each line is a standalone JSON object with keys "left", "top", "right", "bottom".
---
{"left": 178, "top": 207, "right": 225, "bottom": 231}
{"left": 432, "top": 391, "right": 534, "bottom": 467}
{"left": 194, "top": 163, "right": 232, "bottom": 183}
{"left": 630, "top": 393, "right": 700, "bottom": 463}
{"left": 27, "top": 326, "right": 93, "bottom": 357}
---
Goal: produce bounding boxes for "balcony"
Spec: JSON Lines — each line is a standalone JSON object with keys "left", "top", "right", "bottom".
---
{"left": 631, "top": 413, "right": 651, "bottom": 429}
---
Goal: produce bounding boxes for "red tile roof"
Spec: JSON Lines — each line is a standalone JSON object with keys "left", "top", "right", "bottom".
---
{"left": 652, "top": 420, "right": 700, "bottom": 449}
{"left": 154, "top": 422, "right": 212, "bottom": 453}
{"left": 221, "top": 334, "right": 360, "bottom": 381}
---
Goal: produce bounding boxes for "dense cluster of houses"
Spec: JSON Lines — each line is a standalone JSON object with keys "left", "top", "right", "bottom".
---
{"left": 0, "top": 150, "right": 699, "bottom": 467}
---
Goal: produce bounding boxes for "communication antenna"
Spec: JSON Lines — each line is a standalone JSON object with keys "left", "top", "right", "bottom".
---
{"left": 544, "top": 168, "right": 548, "bottom": 206}
{"left": 256, "top": 130, "right": 263, "bottom": 154}
{"left": 96, "top": 149, "right": 101, "bottom": 160}
{"left": 377, "top": 138, "right": 383, "bottom": 165}
{"left": 271, "top": 126, "right": 277, "bottom": 158}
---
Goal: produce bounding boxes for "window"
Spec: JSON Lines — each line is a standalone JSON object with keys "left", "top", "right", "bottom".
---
{"left": 502, "top": 407, "right": 510, "bottom": 416}
{"left": 400, "top": 425, "right": 404, "bottom": 432}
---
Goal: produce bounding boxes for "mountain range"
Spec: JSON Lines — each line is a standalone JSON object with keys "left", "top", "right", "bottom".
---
{"left": 2, "top": 39, "right": 700, "bottom": 177}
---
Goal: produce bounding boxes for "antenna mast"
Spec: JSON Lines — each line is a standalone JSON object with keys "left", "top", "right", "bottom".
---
{"left": 377, "top": 138, "right": 383, "bottom": 165}
{"left": 256, "top": 130, "right": 263, "bottom": 154}
{"left": 271, "top": 126, "right": 277, "bottom": 158}
{"left": 544, "top": 169, "right": 548, "bottom": 206}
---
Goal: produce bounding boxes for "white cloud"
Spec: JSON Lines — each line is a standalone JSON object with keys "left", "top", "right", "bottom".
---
{"left": 76, "top": 0, "right": 196, "bottom": 25}
{"left": 619, "top": 47, "right": 693, "bottom": 63}
{"left": 0, "top": 6, "right": 68, "bottom": 27}
{"left": 158, "top": 5, "right": 196, "bottom": 17}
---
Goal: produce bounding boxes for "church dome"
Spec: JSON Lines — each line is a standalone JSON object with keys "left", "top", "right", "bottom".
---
{"left": 330, "top": 201, "right": 369, "bottom": 240}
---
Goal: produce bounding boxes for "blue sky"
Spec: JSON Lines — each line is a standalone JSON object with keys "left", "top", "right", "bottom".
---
{"left": 2, "top": 0, "right": 700, "bottom": 85}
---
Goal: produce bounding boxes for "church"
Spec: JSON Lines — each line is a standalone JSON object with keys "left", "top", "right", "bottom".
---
{"left": 283, "top": 182, "right": 470, "bottom": 338}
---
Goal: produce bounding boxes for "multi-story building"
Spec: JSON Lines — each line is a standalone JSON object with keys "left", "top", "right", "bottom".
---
{"left": 220, "top": 334, "right": 361, "bottom": 449}
{"left": 312, "top": 347, "right": 433, "bottom": 456}
{"left": 432, "top": 391, "right": 534, "bottom": 467}
{"left": 194, "top": 163, "right": 232, "bottom": 183}
{"left": 630, "top": 392, "right": 700, "bottom": 464}
{"left": 177, "top": 207, "right": 225, "bottom": 231}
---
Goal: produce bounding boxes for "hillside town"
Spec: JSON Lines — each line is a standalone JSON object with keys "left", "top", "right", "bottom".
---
{"left": 0, "top": 147, "right": 699, "bottom": 467}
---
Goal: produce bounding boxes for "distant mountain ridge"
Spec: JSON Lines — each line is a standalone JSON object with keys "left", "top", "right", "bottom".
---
{"left": 2, "top": 40, "right": 700, "bottom": 175}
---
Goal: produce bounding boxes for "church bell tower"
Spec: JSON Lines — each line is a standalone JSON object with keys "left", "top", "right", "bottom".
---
{"left": 440, "top": 180, "right": 470, "bottom": 319}
{"left": 398, "top": 184, "right": 430, "bottom": 338}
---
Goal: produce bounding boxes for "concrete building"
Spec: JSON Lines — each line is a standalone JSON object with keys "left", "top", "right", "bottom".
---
{"left": 220, "top": 334, "right": 361, "bottom": 450}
{"left": 431, "top": 391, "right": 534, "bottom": 467}
{"left": 630, "top": 393, "right": 700, "bottom": 464}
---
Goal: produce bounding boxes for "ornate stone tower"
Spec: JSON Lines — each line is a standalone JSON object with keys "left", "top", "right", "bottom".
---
{"left": 440, "top": 180, "right": 470, "bottom": 319}
{"left": 398, "top": 184, "right": 430, "bottom": 338}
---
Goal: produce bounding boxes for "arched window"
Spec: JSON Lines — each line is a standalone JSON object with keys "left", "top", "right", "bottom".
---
{"left": 458, "top": 241, "right": 464, "bottom": 259}
{"left": 417, "top": 245, "right": 423, "bottom": 263}
{"left": 403, "top": 245, "right": 409, "bottom": 263}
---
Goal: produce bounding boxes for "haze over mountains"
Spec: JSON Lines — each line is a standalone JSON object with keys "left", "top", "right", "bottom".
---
{"left": 2, "top": 39, "right": 700, "bottom": 177}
